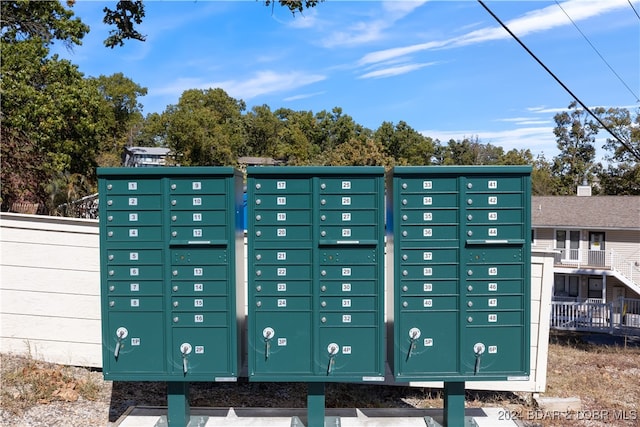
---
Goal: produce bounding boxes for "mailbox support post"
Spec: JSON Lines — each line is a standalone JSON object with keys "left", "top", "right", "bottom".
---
{"left": 307, "top": 382, "right": 325, "bottom": 427}
{"left": 167, "top": 381, "right": 190, "bottom": 427}
{"left": 443, "top": 381, "right": 465, "bottom": 427}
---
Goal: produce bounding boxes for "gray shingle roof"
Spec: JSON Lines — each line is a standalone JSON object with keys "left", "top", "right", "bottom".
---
{"left": 532, "top": 196, "right": 640, "bottom": 230}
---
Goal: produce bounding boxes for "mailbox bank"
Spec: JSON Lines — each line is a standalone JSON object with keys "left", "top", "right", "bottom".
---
{"left": 98, "top": 167, "right": 244, "bottom": 425}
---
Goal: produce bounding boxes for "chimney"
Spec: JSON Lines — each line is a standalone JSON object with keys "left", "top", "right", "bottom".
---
{"left": 577, "top": 177, "right": 591, "bottom": 196}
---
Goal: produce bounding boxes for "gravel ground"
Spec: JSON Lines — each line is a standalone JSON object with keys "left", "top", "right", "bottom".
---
{"left": 0, "top": 353, "right": 529, "bottom": 427}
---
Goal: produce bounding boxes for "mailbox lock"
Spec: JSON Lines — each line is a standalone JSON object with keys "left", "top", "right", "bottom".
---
{"left": 107, "top": 200, "right": 113, "bottom": 206}
{"left": 256, "top": 214, "right": 262, "bottom": 221}
{"left": 180, "top": 343, "right": 192, "bottom": 375}
{"left": 467, "top": 230, "right": 473, "bottom": 236}
{"left": 467, "top": 316, "right": 473, "bottom": 323}
{"left": 467, "top": 182, "right": 473, "bottom": 189}
{"left": 171, "top": 184, "right": 177, "bottom": 190}
{"left": 114, "top": 327, "right": 128, "bottom": 359}
{"left": 402, "top": 270, "right": 408, "bottom": 276}
{"left": 108, "top": 231, "right": 114, "bottom": 237}
{"left": 256, "top": 199, "right": 262, "bottom": 205}
{"left": 321, "top": 317, "right": 327, "bottom": 323}
{"left": 263, "top": 327, "right": 274, "bottom": 360}
{"left": 109, "top": 301, "right": 115, "bottom": 307}
{"left": 256, "top": 230, "right": 262, "bottom": 237}
{"left": 320, "top": 183, "right": 326, "bottom": 190}
{"left": 173, "top": 270, "right": 178, "bottom": 276}
{"left": 402, "top": 199, "right": 408, "bottom": 205}
{"left": 321, "top": 301, "right": 327, "bottom": 307}
{"left": 327, "top": 343, "right": 339, "bottom": 375}
{"left": 173, "top": 316, "right": 179, "bottom": 323}
{"left": 321, "top": 231, "right": 327, "bottom": 237}
{"left": 256, "top": 270, "right": 262, "bottom": 276}
{"left": 402, "top": 183, "right": 408, "bottom": 189}
{"left": 408, "top": 327, "right": 421, "bottom": 339}
{"left": 467, "top": 285, "right": 473, "bottom": 291}
{"left": 467, "top": 301, "right": 473, "bottom": 307}
{"left": 263, "top": 327, "right": 275, "bottom": 339}
{"left": 402, "top": 285, "right": 408, "bottom": 292}
{"left": 172, "top": 231, "right": 178, "bottom": 237}
{"left": 255, "top": 254, "right": 262, "bottom": 260}
{"left": 255, "top": 183, "right": 261, "bottom": 190}
{"left": 320, "top": 215, "right": 326, "bottom": 221}
{"left": 407, "top": 328, "right": 421, "bottom": 361}
{"left": 108, "top": 254, "right": 114, "bottom": 261}
{"left": 320, "top": 285, "right": 327, "bottom": 292}
{"left": 320, "top": 199, "right": 326, "bottom": 205}
{"left": 172, "top": 285, "right": 179, "bottom": 292}
{"left": 473, "top": 342, "right": 486, "bottom": 375}
{"left": 402, "top": 215, "right": 408, "bottom": 221}
{"left": 171, "top": 200, "right": 177, "bottom": 206}
{"left": 109, "top": 285, "right": 115, "bottom": 292}
{"left": 107, "top": 216, "right": 113, "bottom": 222}
{"left": 467, "top": 269, "right": 473, "bottom": 276}
{"left": 173, "top": 301, "right": 179, "bottom": 307}
{"left": 256, "top": 285, "right": 262, "bottom": 292}
{"left": 402, "top": 254, "right": 408, "bottom": 261}
{"left": 256, "top": 301, "right": 262, "bottom": 307}
{"left": 467, "top": 199, "right": 473, "bottom": 205}
{"left": 321, "top": 270, "right": 327, "bottom": 276}
{"left": 171, "top": 215, "right": 177, "bottom": 222}
{"left": 402, "top": 301, "right": 408, "bottom": 308}
{"left": 467, "top": 214, "right": 473, "bottom": 221}
{"left": 107, "top": 184, "right": 113, "bottom": 190}
{"left": 402, "top": 231, "right": 408, "bottom": 237}
{"left": 108, "top": 270, "right": 115, "bottom": 276}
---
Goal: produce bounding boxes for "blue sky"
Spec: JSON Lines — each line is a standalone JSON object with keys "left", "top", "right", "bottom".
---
{"left": 53, "top": 1, "right": 640, "bottom": 161}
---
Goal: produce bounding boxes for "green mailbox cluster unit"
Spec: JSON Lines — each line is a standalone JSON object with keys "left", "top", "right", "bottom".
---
{"left": 98, "top": 167, "right": 244, "bottom": 382}
{"left": 387, "top": 166, "right": 531, "bottom": 382}
{"left": 247, "top": 166, "right": 386, "bottom": 382}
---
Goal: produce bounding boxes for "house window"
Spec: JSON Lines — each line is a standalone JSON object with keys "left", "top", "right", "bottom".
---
{"left": 554, "top": 274, "right": 580, "bottom": 299}
{"left": 555, "top": 230, "right": 580, "bottom": 261}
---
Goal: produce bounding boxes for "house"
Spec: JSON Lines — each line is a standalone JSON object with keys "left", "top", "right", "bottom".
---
{"left": 122, "top": 146, "right": 171, "bottom": 167}
{"left": 532, "top": 193, "right": 640, "bottom": 331}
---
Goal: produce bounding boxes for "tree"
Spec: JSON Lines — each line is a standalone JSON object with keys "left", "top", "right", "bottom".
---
{"left": 551, "top": 101, "right": 600, "bottom": 194}
{"left": 436, "top": 136, "right": 504, "bottom": 165}
{"left": 375, "top": 121, "right": 436, "bottom": 165}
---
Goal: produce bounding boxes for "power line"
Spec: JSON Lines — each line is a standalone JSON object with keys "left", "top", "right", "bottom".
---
{"left": 555, "top": 0, "right": 639, "bottom": 102}
{"left": 628, "top": 0, "right": 640, "bottom": 20}
{"left": 476, "top": 0, "right": 640, "bottom": 162}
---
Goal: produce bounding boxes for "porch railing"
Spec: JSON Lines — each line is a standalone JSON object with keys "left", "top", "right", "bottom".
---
{"left": 550, "top": 297, "right": 640, "bottom": 334}
{"left": 611, "top": 249, "right": 640, "bottom": 288}
{"left": 553, "top": 248, "right": 609, "bottom": 268}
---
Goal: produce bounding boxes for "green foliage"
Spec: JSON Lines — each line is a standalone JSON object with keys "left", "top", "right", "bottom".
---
{"left": 102, "top": 0, "right": 146, "bottom": 48}
{"left": 263, "top": 0, "right": 323, "bottom": 14}
{"left": 374, "top": 121, "right": 435, "bottom": 165}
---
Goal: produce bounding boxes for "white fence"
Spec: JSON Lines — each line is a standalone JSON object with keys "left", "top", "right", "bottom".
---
{"left": 550, "top": 298, "right": 640, "bottom": 334}
{"left": 1, "top": 212, "right": 555, "bottom": 393}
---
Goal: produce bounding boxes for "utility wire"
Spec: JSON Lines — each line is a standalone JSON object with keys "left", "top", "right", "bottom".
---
{"left": 476, "top": 0, "right": 640, "bottom": 162}
{"left": 555, "top": 0, "right": 639, "bottom": 102}
{"left": 628, "top": 0, "right": 640, "bottom": 20}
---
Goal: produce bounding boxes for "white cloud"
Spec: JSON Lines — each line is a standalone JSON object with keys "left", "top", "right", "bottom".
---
{"left": 284, "top": 91, "right": 326, "bottom": 101}
{"left": 359, "top": 62, "right": 437, "bottom": 79}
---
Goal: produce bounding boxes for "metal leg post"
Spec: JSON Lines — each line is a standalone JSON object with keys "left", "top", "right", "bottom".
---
{"left": 167, "top": 381, "right": 190, "bottom": 427}
{"left": 443, "top": 381, "right": 465, "bottom": 427}
{"left": 307, "top": 382, "right": 325, "bottom": 427}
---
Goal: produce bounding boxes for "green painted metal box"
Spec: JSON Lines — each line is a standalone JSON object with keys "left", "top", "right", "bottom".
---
{"left": 387, "top": 166, "right": 531, "bottom": 382}
{"left": 247, "top": 167, "right": 386, "bottom": 382}
{"left": 98, "top": 167, "right": 244, "bottom": 382}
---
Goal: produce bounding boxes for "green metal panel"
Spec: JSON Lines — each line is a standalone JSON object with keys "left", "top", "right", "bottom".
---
{"left": 98, "top": 167, "right": 243, "bottom": 382}
{"left": 389, "top": 166, "right": 531, "bottom": 382}
{"left": 247, "top": 166, "right": 385, "bottom": 382}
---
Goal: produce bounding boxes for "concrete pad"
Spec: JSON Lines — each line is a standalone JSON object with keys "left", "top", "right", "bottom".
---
{"left": 534, "top": 396, "right": 582, "bottom": 413}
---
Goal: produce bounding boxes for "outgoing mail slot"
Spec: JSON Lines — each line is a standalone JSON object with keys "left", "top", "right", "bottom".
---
{"left": 170, "top": 210, "right": 226, "bottom": 226}
{"left": 399, "top": 264, "right": 458, "bottom": 279}
{"left": 171, "top": 265, "right": 227, "bottom": 280}
{"left": 105, "top": 195, "right": 162, "bottom": 210}
{"left": 319, "top": 296, "right": 376, "bottom": 311}
{"left": 107, "top": 281, "right": 163, "bottom": 296}
{"left": 466, "top": 247, "right": 523, "bottom": 264}
{"left": 169, "top": 225, "right": 227, "bottom": 241}
{"left": 168, "top": 178, "right": 226, "bottom": 194}
{"left": 171, "top": 296, "right": 228, "bottom": 311}
{"left": 254, "top": 265, "right": 312, "bottom": 280}
{"left": 108, "top": 265, "right": 163, "bottom": 280}
{"left": 319, "top": 178, "right": 377, "bottom": 193}
{"left": 320, "top": 312, "right": 377, "bottom": 326}
{"left": 400, "top": 209, "right": 458, "bottom": 224}
{"left": 400, "top": 225, "right": 459, "bottom": 240}
{"left": 171, "top": 249, "right": 228, "bottom": 265}
{"left": 171, "top": 311, "right": 228, "bottom": 327}
{"left": 105, "top": 211, "right": 162, "bottom": 225}
{"left": 106, "top": 226, "right": 163, "bottom": 242}
{"left": 254, "top": 249, "right": 312, "bottom": 264}
{"left": 466, "top": 176, "right": 524, "bottom": 192}
{"left": 321, "top": 248, "right": 378, "bottom": 264}
{"left": 465, "top": 193, "right": 523, "bottom": 208}
{"left": 105, "top": 179, "right": 161, "bottom": 194}
{"left": 399, "top": 295, "right": 458, "bottom": 311}
{"left": 398, "top": 280, "right": 459, "bottom": 295}
{"left": 254, "top": 296, "right": 311, "bottom": 311}
{"left": 169, "top": 195, "right": 226, "bottom": 210}
{"left": 399, "top": 193, "right": 458, "bottom": 208}
{"left": 466, "top": 224, "right": 524, "bottom": 240}
{"left": 108, "top": 296, "right": 163, "bottom": 311}
{"left": 319, "top": 225, "right": 379, "bottom": 241}
{"left": 466, "top": 295, "right": 523, "bottom": 310}
{"left": 171, "top": 280, "right": 229, "bottom": 296}
{"left": 107, "top": 249, "right": 163, "bottom": 265}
